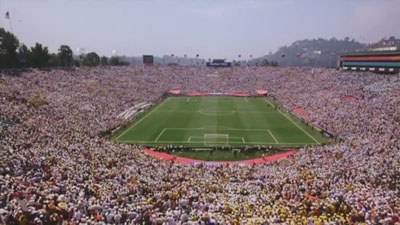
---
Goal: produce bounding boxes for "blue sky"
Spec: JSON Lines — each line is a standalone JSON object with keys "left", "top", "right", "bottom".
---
{"left": 0, "top": 0, "right": 399, "bottom": 60}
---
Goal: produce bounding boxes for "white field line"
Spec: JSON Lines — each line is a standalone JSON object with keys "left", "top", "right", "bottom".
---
{"left": 264, "top": 98, "right": 275, "bottom": 107}
{"left": 198, "top": 110, "right": 235, "bottom": 116}
{"left": 228, "top": 137, "right": 245, "bottom": 140}
{"left": 189, "top": 136, "right": 244, "bottom": 139}
{"left": 155, "top": 110, "right": 276, "bottom": 114}
{"left": 267, "top": 129, "right": 279, "bottom": 144}
{"left": 116, "top": 98, "right": 171, "bottom": 140}
{"left": 166, "top": 127, "right": 204, "bottom": 130}
{"left": 277, "top": 110, "right": 320, "bottom": 144}
{"left": 164, "top": 127, "right": 267, "bottom": 131}
{"left": 187, "top": 136, "right": 245, "bottom": 142}
{"left": 120, "top": 140, "right": 316, "bottom": 145}
{"left": 154, "top": 128, "right": 166, "bottom": 142}
{"left": 188, "top": 136, "right": 204, "bottom": 139}
{"left": 186, "top": 97, "right": 190, "bottom": 103}
{"left": 264, "top": 99, "right": 320, "bottom": 144}
{"left": 272, "top": 113, "right": 320, "bottom": 144}
{"left": 244, "top": 98, "right": 249, "bottom": 102}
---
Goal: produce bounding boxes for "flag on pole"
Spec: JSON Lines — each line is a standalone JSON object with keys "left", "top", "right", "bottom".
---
{"left": 5, "top": 11, "right": 10, "bottom": 19}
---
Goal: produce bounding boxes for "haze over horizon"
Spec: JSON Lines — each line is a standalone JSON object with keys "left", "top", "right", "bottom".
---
{"left": 0, "top": 0, "right": 399, "bottom": 60}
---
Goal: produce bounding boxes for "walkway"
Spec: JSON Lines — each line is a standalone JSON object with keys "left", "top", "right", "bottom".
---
{"left": 143, "top": 149, "right": 296, "bottom": 165}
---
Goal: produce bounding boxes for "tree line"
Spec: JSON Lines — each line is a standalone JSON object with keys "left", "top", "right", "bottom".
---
{"left": 0, "top": 28, "right": 128, "bottom": 69}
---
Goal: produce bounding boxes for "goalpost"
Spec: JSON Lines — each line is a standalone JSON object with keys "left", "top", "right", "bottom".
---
{"left": 203, "top": 134, "right": 229, "bottom": 147}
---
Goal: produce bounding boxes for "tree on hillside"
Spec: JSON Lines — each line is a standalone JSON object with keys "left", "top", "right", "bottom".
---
{"left": 57, "top": 45, "right": 73, "bottom": 67}
{"left": 261, "top": 59, "right": 270, "bottom": 66}
{"left": 83, "top": 52, "right": 100, "bottom": 67}
{"left": 30, "top": 43, "right": 50, "bottom": 68}
{"left": 48, "top": 53, "right": 60, "bottom": 67}
{"left": 73, "top": 60, "right": 80, "bottom": 67}
{"left": 270, "top": 61, "right": 278, "bottom": 67}
{"left": 109, "top": 56, "right": 129, "bottom": 66}
{"left": 0, "top": 28, "right": 20, "bottom": 69}
{"left": 18, "top": 44, "right": 30, "bottom": 67}
{"left": 100, "top": 56, "right": 109, "bottom": 66}
{"left": 109, "top": 56, "right": 119, "bottom": 66}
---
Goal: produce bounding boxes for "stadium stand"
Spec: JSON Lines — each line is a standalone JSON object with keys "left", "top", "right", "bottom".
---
{"left": 340, "top": 48, "right": 400, "bottom": 73}
{"left": 0, "top": 66, "right": 399, "bottom": 224}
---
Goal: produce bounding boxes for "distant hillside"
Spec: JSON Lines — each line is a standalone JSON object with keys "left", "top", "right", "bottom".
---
{"left": 116, "top": 37, "right": 400, "bottom": 67}
{"left": 251, "top": 36, "right": 400, "bottom": 68}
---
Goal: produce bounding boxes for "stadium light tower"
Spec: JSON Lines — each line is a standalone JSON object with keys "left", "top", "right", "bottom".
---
{"left": 112, "top": 50, "right": 118, "bottom": 57}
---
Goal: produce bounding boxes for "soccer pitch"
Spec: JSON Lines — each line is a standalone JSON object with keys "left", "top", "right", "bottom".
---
{"left": 114, "top": 96, "right": 329, "bottom": 147}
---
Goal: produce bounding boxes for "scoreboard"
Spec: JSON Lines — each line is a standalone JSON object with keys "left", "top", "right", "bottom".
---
{"left": 206, "top": 59, "right": 232, "bottom": 68}
{"left": 143, "top": 55, "right": 154, "bottom": 66}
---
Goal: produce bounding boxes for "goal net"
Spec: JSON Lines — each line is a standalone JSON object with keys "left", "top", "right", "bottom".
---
{"left": 204, "top": 134, "right": 229, "bottom": 147}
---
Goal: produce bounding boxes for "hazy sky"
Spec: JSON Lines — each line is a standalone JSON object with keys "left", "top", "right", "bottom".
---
{"left": 0, "top": 0, "right": 399, "bottom": 60}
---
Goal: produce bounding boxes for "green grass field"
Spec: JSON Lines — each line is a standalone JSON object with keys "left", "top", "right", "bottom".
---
{"left": 113, "top": 96, "right": 329, "bottom": 148}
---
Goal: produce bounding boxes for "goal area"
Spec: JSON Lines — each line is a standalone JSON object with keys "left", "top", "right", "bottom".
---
{"left": 203, "top": 134, "right": 229, "bottom": 147}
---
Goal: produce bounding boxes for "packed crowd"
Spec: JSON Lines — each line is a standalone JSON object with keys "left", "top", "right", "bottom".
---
{"left": 0, "top": 66, "right": 399, "bottom": 225}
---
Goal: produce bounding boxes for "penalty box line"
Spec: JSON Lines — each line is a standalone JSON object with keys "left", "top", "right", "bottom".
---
{"left": 163, "top": 127, "right": 267, "bottom": 131}
{"left": 267, "top": 129, "right": 279, "bottom": 144}
{"left": 152, "top": 127, "right": 296, "bottom": 145}
{"left": 156, "top": 127, "right": 277, "bottom": 144}
{"left": 188, "top": 136, "right": 246, "bottom": 144}
{"left": 156, "top": 127, "right": 261, "bottom": 143}
{"left": 155, "top": 128, "right": 167, "bottom": 142}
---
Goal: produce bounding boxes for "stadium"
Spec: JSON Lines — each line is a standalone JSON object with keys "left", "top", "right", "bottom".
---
{"left": 1, "top": 1, "right": 400, "bottom": 225}
{"left": 2, "top": 64, "right": 399, "bottom": 224}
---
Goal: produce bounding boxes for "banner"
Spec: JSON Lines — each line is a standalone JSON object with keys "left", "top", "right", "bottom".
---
{"left": 344, "top": 95, "right": 357, "bottom": 101}
{"left": 292, "top": 107, "right": 307, "bottom": 117}
{"left": 230, "top": 92, "right": 250, "bottom": 97}
{"left": 256, "top": 90, "right": 268, "bottom": 95}
{"left": 188, "top": 92, "right": 203, "bottom": 96}
{"left": 169, "top": 89, "right": 181, "bottom": 95}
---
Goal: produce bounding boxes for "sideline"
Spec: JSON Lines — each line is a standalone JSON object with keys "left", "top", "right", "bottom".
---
{"left": 265, "top": 99, "right": 320, "bottom": 144}
{"left": 116, "top": 98, "right": 171, "bottom": 140}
